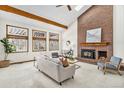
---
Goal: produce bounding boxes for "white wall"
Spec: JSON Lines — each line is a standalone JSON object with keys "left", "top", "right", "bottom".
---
{"left": 113, "top": 5, "right": 124, "bottom": 61}
{"left": 62, "top": 20, "right": 77, "bottom": 57}
{"left": 0, "top": 13, "right": 63, "bottom": 63}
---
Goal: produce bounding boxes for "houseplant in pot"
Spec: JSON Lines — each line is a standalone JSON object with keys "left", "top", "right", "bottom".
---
{"left": 0, "top": 38, "right": 16, "bottom": 68}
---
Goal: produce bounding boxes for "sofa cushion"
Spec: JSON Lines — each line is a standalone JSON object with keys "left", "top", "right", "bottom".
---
{"left": 106, "top": 63, "right": 117, "bottom": 70}
{"left": 49, "top": 58, "right": 62, "bottom": 65}
{"left": 38, "top": 52, "right": 62, "bottom": 65}
{"left": 35, "top": 55, "right": 46, "bottom": 62}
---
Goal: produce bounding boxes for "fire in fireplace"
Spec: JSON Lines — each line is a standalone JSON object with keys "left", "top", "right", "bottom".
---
{"left": 81, "top": 49, "right": 96, "bottom": 59}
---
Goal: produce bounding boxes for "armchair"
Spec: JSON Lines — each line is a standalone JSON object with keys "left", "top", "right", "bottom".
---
{"left": 97, "top": 56, "right": 122, "bottom": 75}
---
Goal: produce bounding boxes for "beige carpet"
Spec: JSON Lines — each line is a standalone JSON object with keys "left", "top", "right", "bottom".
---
{"left": 0, "top": 62, "right": 124, "bottom": 88}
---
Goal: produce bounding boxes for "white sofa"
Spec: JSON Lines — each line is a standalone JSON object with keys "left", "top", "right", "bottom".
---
{"left": 37, "top": 55, "right": 75, "bottom": 85}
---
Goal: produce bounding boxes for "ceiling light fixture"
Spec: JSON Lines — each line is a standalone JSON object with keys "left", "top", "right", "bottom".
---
{"left": 75, "top": 5, "right": 84, "bottom": 11}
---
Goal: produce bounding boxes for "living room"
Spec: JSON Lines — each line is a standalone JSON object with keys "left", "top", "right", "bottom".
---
{"left": 0, "top": 5, "right": 124, "bottom": 88}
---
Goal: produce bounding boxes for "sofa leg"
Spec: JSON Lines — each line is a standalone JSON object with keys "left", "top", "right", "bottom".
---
{"left": 104, "top": 71, "right": 106, "bottom": 75}
{"left": 118, "top": 71, "right": 122, "bottom": 76}
{"left": 59, "top": 82, "right": 62, "bottom": 86}
{"left": 72, "top": 76, "right": 74, "bottom": 79}
{"left": 103, "top": 67, "right": 106, "bottom": 75}
{"left": 98, "top": 66, "right": 99, "bottom": 70}
{"left": 104, "top": 70, "right": 106, "bottom": 75}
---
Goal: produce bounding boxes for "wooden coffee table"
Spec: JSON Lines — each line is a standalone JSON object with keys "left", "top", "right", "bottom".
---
{"left": 68, "top": 59, "right": 80, "bottom": 69}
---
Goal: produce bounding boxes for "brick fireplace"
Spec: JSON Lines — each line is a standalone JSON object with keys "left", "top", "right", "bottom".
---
{"left": 79, "top": 44, "right": 112, "bottom": 62}
{"left": 77, "top": 5, "right": 113, "bottom": 62}
{"left": 81, "top": 49, "right": 107, "bottom": 60}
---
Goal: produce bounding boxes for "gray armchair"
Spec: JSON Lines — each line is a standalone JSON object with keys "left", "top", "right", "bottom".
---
{"left": 97, "top": 56, "right": 122, "bottom": 75}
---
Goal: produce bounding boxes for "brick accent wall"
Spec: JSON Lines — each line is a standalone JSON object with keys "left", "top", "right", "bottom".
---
{"left": 78, "top": 5, "right": 113, "bottom": 62}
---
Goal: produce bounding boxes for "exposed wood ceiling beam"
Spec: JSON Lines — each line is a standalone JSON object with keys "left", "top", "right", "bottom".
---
{"left": 0, "top": 5, "right": 68, "bottom": 29}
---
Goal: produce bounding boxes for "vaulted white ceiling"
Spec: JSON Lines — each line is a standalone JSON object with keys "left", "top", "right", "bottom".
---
{"left": 11, "top": 5, "right": 92, "bottom": 26}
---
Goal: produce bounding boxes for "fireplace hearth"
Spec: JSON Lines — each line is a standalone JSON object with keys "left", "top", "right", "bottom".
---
{"left": 81, "top": 49, "right": 96, "bottom": 59}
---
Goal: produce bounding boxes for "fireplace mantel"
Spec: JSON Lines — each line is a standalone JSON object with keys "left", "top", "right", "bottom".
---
{"left": 80, "top": 42, "right": 111, "bottom": 46}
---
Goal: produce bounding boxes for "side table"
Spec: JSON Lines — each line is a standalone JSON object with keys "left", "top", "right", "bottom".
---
{"left": 120, "top": 63, "right": 124, "bottom": 71}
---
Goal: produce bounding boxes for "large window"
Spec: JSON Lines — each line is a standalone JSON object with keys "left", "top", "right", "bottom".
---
{"left": 49, "top": 32, "right": 59, "bottom": 51}
{"left": 6, "top": 25, "right": 29, "bottom": 53}
{"left": 32, "top": 30, "right": 47, "bottom": 52}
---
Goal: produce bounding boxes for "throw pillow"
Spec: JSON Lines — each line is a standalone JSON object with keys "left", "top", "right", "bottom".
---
{"left": 59, "top": 57, "right": 69, "bottom": 67}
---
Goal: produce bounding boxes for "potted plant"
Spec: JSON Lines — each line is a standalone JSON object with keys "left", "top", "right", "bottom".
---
{"left": 0, "top": 38, "right": 16, "bottom": 68}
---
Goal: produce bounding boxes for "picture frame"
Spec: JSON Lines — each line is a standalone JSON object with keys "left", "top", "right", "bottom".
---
{"left": 86, "top": 28, "right": 102, "bottom": 43}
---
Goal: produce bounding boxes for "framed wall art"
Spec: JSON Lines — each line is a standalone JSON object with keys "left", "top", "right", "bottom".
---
{"left": 49, "top": 32, "right": 59, "bottom": 51}
{"left": 6, "top": 25, "right": 29, "bottom": 53}
{"left": 86, "top": 28, "right": 102, "bottom": 43}
{"left": 32, "top": 30, "right": 47, "bottom": 52}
